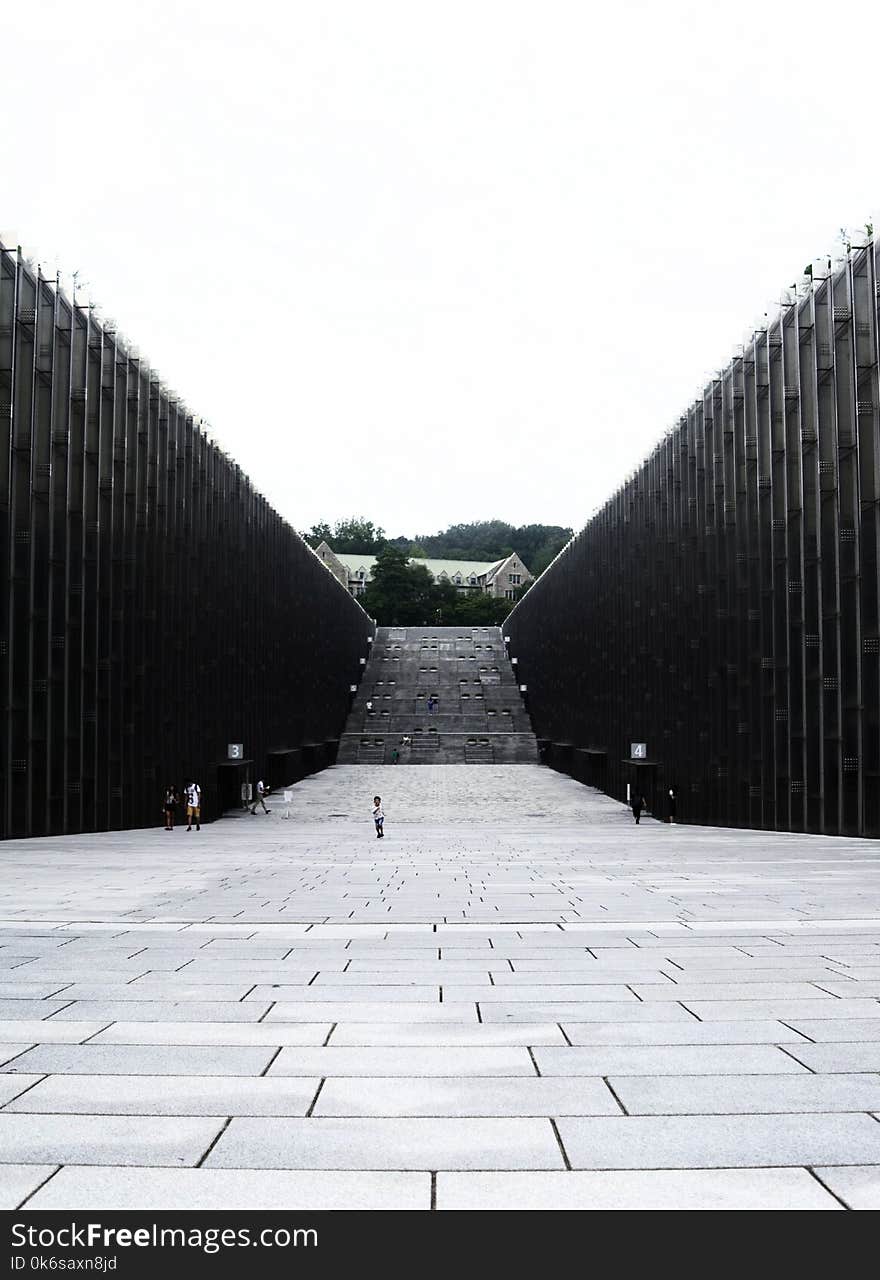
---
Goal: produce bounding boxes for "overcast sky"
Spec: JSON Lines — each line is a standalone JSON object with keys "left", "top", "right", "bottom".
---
{"left": 2, "top": 1, "right": 877, "bottom": 541}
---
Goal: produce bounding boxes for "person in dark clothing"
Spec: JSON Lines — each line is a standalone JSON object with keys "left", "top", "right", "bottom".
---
{"left": 668, "top": 787, "right": 677, "bottom": 823}
{"left": 163, "top": 784, "right": 179, "bottom": 831}
{"left": 631, "top": 793, "right": 646, "bottom": 824}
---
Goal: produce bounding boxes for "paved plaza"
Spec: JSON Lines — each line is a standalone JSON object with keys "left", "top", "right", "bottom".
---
{"left": 1, "top": 764, "right": 880, "bottom": 1209}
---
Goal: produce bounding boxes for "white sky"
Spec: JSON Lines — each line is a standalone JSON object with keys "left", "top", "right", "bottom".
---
{"left": 2, "top": 0, "right": 877, "bottom": 540}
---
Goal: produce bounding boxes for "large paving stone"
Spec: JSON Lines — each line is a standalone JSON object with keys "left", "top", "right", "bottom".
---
{"left": 479, "top": 1002, "right": 692, "bottom": 1023}
{"left": 265, "top": 1002, "right": 478, "bottom": 1022}
{"left": 610, "top": 1072, "right": 880, "bottom": 1114}
{"left": 561, "top": 1020, "right": 809, "bottom": 1046}
{"left": 2, "top": 1044, "right": 275, "bottom": 1076}
{"left": 0, "top": 1114, "right": 223, "bottom": 1166}
{"left": 205, "top": 1117, "right": 564, "bottom": 1170}
{"left": 91, "top": 1021, "right": 331, "bottom": 1047}
{"left": 48, "top": 1001, "right": 274, "bottom": 1022}
{"left": 5, "top": 1074, "right": 320, "bottom": 1115}
{"left": 328, "top": 1022, "right": 567, "bottom": 1046}
{"left": 812, "top": 1167, "right": 880, "bottom": 1210}
{"left": 27, "top": 1167, "right": 430, "bottom": 1210}
{"left": 533, "top": 1044, "right": 806, "bottom": 1075}
{"left": 436, "top": 1169, "right": 842, "bottom": 1210}
{"left": 0, "top": 1165, "right": 57, "bottom": 1210}
{"left": 780, "top": 1042, "right": 880, "bottom": 1073}
{"left": 0, "top": 1074, "right": 44, "bottom": 1104}
{"left": 555, "top": 1114, "right": 880, "bottom": 1168}
{"left": 314, "top": 1076, "right": 619, "bottom": 1116}
{"left": 268, "top": 1047, "right": 534, "bottom": 1076}
{"left": 784, "top": 1018, "right": 880, "bottom": 1043}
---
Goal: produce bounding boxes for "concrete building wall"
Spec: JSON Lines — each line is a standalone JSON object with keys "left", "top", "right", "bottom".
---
{"left": 507, "top": 232, "right": 880, "bottom": 838}
{"left": 0, "top": 241, "right": 374, "bottom": 838}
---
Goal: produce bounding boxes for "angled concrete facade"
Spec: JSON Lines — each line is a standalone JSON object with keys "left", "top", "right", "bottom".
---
{"left": 507, "top": 233, "right": 880, "bottom": 837}
{"left": 0, "top": 240, "right": 374, "bottom": 838}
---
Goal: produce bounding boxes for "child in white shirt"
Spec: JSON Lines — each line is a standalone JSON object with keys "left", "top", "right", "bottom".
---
{"left": 372, "top": 796, "right": 385, "bottom": 839}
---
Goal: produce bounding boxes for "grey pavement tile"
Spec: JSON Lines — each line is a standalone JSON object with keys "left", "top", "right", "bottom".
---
{"left": 785, "top": 1018, "right": 880, "bottom": 1043}
{"left": 48, "top": 1001, "right": 273, "bottom": 1022}
{"left": 3, "top": 1044, "right": 274, "bottom": 1076}
{"left": 345, "top": 959, "right": 499, "bottom": 971}
{"left": 812, "top": 1166, "right": 880, "bottom": 1210}
{"left": 810, "top": 982, "right": 880, "bottom": 998}
{"left": 0, "top": 983, "right": 74, "bottom": 999}
{"left": 205, "top": 1116, "right": 564, "bottom": 1170}
{"left": 436, "top": 1168, "right": 842, "bottom": 1210}
{"left": 533, "top": 1045, "right": 805, "bottom": 1076}
{"left": 5, "top": 1074, "right": 319, "bottom": 1116}
{"left": 488, "top": 971, "right": 676, "bottom": 986}
{"left": 245, "top": 984, "right": 440, "bottom": 1002}
{"left": 479, "top": 1002, "right": 693, "bottom": 1023}
{"left": 781, "top": 1042, "right": 880, "bottom": 1073}
{"left": 633, "top": 983, "right": 837, "bottom": 1002}
{"left": 328, "top": 1022, "right": 567, "bottom": 1046}
{"left": 91, "top": 1021, "right": 331, "bottom": 1046}
{"left": 0, "top": 1074, "right": 44, "bottom": 1104}
{"left": 47, "top": 984, "right": 256, "bottom": 1001}
{"left": 315, "top": 1076, "right": 619, "bottom": 1117}
{"left": 265, "top": 1002, "right": 477, "bottom": 1022}
{"left": 26, "top": 1167, "right": 430, "bottom": 1210}
{"left": 175, "top": 968, "right": 331, "bottom": 981}
{"left": 555, "top": 1113, "right": 880, "bottom": 1168}
{"left": 653, "top": 968, "right": 848, "bottom": 983}
{"left": 0, "top": 1113, "right": 223, "bottom": 1166}
{"left": 312, "top": 969, "right": 491, "bottom": 983}
{"left": 0, "top": 1001, "right": 73, "bottom": 1020}
{"left": 0, "top": 1165, "right": 58, "bottom": 1210}
{"left": 446, "top": 985, "right": 636, "bottom": 1002}
{"left": 0, "top": 1045, "right": 33, "bottom": 1066}
{"left": 269, "top": 1046, "right": 534, "bottom": 1076}
{"left": 561, "top": 1020, "right": 811, "bottom": 1046}
{"left": 610, "top": 1072, "right": 880, "bottom": 1114}
{"left": 680, "top": 999, "right": 880, "bottom": 1021}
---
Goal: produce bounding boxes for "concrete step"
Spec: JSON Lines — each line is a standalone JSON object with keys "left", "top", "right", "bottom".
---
{"left": 344, "top": 625, "right": 537, "bottom": 765}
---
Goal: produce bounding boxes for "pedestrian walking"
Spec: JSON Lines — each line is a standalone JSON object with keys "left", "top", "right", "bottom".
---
{"left": 668, "top": 786, "right": 677, "bottom": 823}
{"left": 372, "top": 795, "right": 385, "bottom": 839}
{"left": 631, "top": 792, "right": 646, "bottom": 824}
{"left": 163, "top": 784, "right": 179, "bottom": 831}
{"left": 427, "top": 695, "right": 437, "bottom": 715}
{"left": 250, "top": 779, "right": 269, "bottom": 814}
{"left": 185, "top": 780, "right": 201, "bottom": 831}
{"left": 390, "top": 747, "right": 400, "bottom": 764}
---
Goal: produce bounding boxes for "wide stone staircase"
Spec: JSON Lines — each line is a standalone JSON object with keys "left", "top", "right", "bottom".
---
{"left": 337, "top": 626, "right": 539, "bottom": 764}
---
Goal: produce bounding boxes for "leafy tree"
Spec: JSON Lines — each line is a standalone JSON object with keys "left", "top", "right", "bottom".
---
{"left": 361, "top": 545, "right": 517, "bottom": 626}
{"left": 305, "top": 515, "right": 572, "bottom": 578}
{"left": 301, "top": 520, "right": 333, "bottom": 549}
{"left": 301, "top": 517, "right": 385, "bottom": 553}
{"left": 361, "top": 545, "right": 438, "bottom": 625}
{"left": 332, "top": 517, "right": 386, "bottom": 552}
{"left": 411, "top": 520, "right": 572, "bottom": 572}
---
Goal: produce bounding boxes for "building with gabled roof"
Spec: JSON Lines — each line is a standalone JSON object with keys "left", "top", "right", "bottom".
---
{"left": 313, "top": 542, "right": 532, "bottom": 601}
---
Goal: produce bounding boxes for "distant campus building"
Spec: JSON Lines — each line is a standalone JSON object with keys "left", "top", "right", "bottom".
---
{"left": 314, "top": 542, "right": 533, "bottom": 601}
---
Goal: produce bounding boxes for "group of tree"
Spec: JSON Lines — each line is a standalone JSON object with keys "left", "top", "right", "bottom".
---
{"left": 358, "top": 545, "right": 512, "bottom": 626}
{"left": 301, "top": 517, "right": 572, "bottom": 577}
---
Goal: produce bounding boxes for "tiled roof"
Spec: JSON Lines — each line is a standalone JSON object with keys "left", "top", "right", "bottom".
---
{"left": 336, "top": 554, "right": 507, "bottom": 581}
